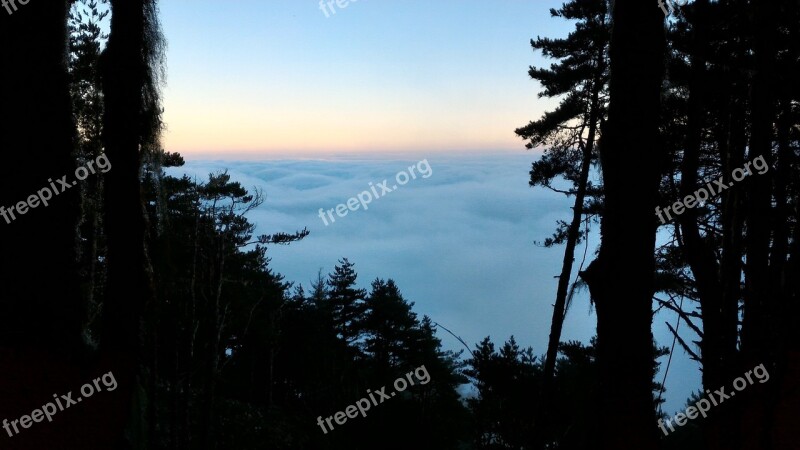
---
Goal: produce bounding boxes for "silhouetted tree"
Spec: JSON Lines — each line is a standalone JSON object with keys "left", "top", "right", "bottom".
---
{"left": 577, "top": 0, "right": 666, "bottom": 448}
{"left": 326, "top": 258, "right": 368, "bottom": 345}
{"left": 362, "top": 279, "right": 418, "bottom": 376}
{"left": 516, "top": 0, "right": 610, "bottom": 436}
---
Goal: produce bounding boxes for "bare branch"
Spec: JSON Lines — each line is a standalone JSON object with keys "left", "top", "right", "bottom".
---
{"left": 665, "top": 321, "right": 701, "bottom": 362}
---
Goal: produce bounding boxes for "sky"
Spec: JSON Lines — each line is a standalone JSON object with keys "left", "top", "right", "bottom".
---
{"left": 159, "top": 0, "right": 565, "bottom": 156}
{"left": 157, "top": 0, "right": 702, "bottom": 414}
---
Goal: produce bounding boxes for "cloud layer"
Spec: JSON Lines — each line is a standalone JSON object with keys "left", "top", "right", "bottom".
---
{"left": 169, "top": 151, "right": 700, "bottom": 414}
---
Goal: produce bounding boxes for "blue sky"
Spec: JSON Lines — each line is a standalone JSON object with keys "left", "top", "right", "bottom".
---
{"left": 159, "top": 0, "right": 565, "bottom": 154}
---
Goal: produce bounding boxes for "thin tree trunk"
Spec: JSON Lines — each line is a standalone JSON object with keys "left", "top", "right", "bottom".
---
{"left": 538, "top": 56, "right": 603, "bottom": 446}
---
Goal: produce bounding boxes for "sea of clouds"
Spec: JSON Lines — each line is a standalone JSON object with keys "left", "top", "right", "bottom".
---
{"left": 167, "top": 151, "right": 699, "bottom": 414}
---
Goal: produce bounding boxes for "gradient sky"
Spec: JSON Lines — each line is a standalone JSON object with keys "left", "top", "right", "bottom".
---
{"left": 159, "top": 0, "right": 567, "bottom": 156}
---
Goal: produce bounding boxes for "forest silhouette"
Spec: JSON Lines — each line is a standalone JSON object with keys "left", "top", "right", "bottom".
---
{"left": 0, "top": 0, "right": 798, "bottom": 449}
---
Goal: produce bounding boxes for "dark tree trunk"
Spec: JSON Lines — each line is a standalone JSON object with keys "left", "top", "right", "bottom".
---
{"left": 0, "top": 2, "right": 82, "bottom": 448}
{"left": 741, "top": 0, "right": 775, "bottom": 368}
{"left": 0, "top": 3, "right": 134, "bottom": 449}
{"left": 741, "top": 2, "right": 788, "bottom": 449}
{"left": 677, "top": 2, "right": 741, "bottom": 449}
{"left": 100, "top": 0, "right": 158, "bottom": 447}
{"left": 578, "top": 1, "right": 665, "bottom": 449}
{"left": 102, "top": 0, "right": 150, "bottom": 355}
{"left": 0, "top": 4, "right": 84, "bottom": 449}
{"left": 0, "top": 1, "right": 83, "bottom": 353}
{"left": 770, "top": 189, "right": 800, "bottom": 448}
{"left": 677, "top": 0, "right": 725, "bottom": 388}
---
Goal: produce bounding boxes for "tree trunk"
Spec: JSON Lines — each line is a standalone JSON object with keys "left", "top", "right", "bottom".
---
{"left": 538, "top": 50, "right": 603, "bottom": 444}
{"left": 578, "top": 1, "right": 665, "bottom": 448}
{"left": 100, "top": 0, "right": 158, "bottom": 447}
{"left": 0, "top": 3, "right": 137, "bottom": 449}
{"left": 0, "top": 1, "right": 83, "bottom": 353}
{"left": 741, "top": 1, "right": 781, "bottom": 448}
